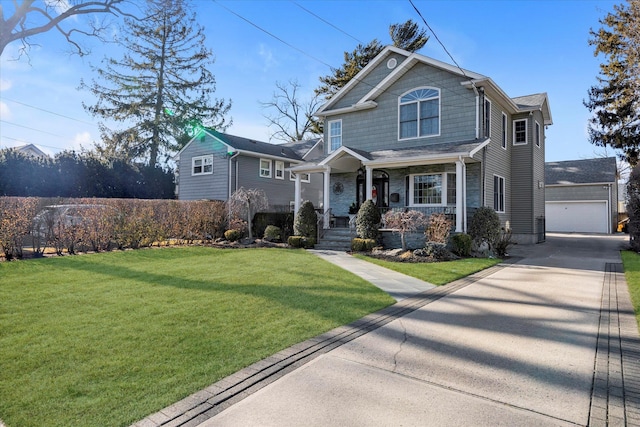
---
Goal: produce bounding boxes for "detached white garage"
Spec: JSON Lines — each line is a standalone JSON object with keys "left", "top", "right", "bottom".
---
{"left": 545, "top": 201, "right": 609, "bottom": 233}
{"left": 545, "top": 158, "right": 618, "bottom": 234}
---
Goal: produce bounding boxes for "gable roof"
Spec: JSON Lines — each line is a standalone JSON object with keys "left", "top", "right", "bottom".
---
{"left": 316, "top": 45, "right": 552, "bottom": 126}
{"left": 12, "top": 144, "right": 49, "bottom": 158}
{"left": 176, "top": 129, "right": 319, "bottom": 162}
{"left": 545, "top": 157, "right": 618, "bottom": 185}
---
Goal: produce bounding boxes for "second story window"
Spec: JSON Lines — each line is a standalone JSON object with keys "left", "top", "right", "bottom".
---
{"left": 192, "top": 155, "right": 213, "bottom": 176}
{"left": 329, "top": 120, "right": 342, "bottom": 152}
{"left": 513, "top": 119, "right": 527, "bottom": 145}
{"left": 501, "top": 112, "right": 507, "bottom": 149}
{"left": 399, "top": 87, "right": 440, "bottom": 140}
{"left": 260, "top": 159, "right": 272, "bottom": 178}
{"left": 484, "top": 98, "right": 491, "bottom": 138}
{"left": 275, "top": 161, "right": 285, "bottom": 179}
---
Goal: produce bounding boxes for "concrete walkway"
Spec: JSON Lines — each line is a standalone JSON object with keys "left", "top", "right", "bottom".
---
{"left": 308, "top": 249, "right": 436, "bottom": 301}
{"left": 133, "top": 233, "right": 640, "bottom": 427}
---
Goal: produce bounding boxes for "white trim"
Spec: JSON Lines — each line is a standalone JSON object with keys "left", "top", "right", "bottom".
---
{"left": 501, "top": 112, "right": 507, "bottom": 150}
{"left": 397, "top": 87, "right": 441, "bottom": 141}
{"left": 513, "top": 118, "right": 528, "bottom": 145}
{"left": 316, "top": 101, "right": 377, "bottom": 118}
{"left": 289, "top": 171, "right": 310, "bottom": 183}
{"left": 275, "top": 160, "right": 285, "bottom": 180}
{"left": 191, "top": 154, "right": 213, "bottom": 176}
{"left": 259, "top": 158, "right": 272, "bottom": 178}
{"left": 319, "top": 146, "right": 370, "bottom": 166}
{"left": 408, "top": 172, "right": 446, "bottom": 207}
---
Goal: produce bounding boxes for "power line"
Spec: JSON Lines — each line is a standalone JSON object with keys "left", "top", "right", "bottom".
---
{"left": 1, "top": 135, "right": 74, "bottom": 152}
{"left": 1, "top": 97, "right": 97, "bottom": 126}
{"left": 292, "top": 2, "right": 363, "bottom": 44}
{"left": 0, "top": 120, "right": 67, "bottom": 138}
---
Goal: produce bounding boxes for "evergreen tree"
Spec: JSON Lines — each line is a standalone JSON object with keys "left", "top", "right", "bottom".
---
{"left": 584, "top": 0, "right": 640, "bottom": 166}
{"left": 81, "top": 0, "right": 231, "bottom": 167}
{"left": 315, "top": 19, "right": 429, "bottom": 100}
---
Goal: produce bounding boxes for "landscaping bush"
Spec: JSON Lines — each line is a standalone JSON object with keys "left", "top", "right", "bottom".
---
{"left": 253, "top": 212, "right": 294, "bottom": 240}
{"left": 0, "top": 197, "right": 39, "bottom": 259}
{"left": 383, "top": 209, "right": 427, "bottom": 250}
{"left": 468, "top": 206, "right": 500, "bottom": 251}
{"left": 494, "top": 227, "right": 514, "bottom": 257}
{"left": 424, "top": 242, "right": 450, "bottom": 260}
{"left": 224, "top": 229, "right": 242, "bottom": 242}
{"left": 351, "top": 238, "right": 376, "bottom": 252}
{"left": 287, "top": 235, "right": 315, "bottom": 248}
{"left": 356, "top": 200, "right": 381, "bottom": 240}
{"left": 628, "top": 165, "right": 640, "bottom": 252}
{"left": 426, "top": 213, "right": 451, "bottom": 244}
{"left": 294, "top": 200, "right": 317, "bottom": 238}
{"left": 451, "top": 233, "right": 472, "bottom": 257}
{"left": 263, "top": 225, "right": 282, "bottom": 242}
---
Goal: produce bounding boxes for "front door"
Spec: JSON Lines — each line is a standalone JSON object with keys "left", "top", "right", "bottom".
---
{"left": 356, "top": 170, "right": 389, "bottom": 208}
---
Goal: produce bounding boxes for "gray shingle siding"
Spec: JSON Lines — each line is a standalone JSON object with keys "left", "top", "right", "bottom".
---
{"left": 178, "top": 135, "right": 229, "bottom": 201}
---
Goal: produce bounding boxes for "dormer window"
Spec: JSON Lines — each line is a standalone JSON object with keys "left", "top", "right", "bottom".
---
{"left": 399, "top": 87, "right": 440, "bottom": 140}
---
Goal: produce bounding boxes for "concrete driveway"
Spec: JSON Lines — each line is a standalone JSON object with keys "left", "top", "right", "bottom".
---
{"left": 194, "top": 233, "right": 638, "bottom": 427}
{"left": 133, "top": 233, "right": 639, "bottom": 427}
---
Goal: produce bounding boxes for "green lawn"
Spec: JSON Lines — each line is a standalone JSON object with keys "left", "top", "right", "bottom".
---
{"left": 0, "top": 247, "right": 395, "bottom": 427}
{"left": 353, "top": 254, "right": 502, "bottom": 285}
{"left": 621, "top": 251, "right": 640, "bottom": 328}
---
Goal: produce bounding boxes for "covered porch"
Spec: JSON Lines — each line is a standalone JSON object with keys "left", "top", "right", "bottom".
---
{"left": 290, "top": 140, "right": 489, "bottom": 234}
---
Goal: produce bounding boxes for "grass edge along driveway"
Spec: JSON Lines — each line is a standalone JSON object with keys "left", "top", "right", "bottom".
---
{"left": 1, "top": 247, "right": 497, "bottom": 427}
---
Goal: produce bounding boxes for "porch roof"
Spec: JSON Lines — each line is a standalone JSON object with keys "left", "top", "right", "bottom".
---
{"left": 289, "top": 138, "right": 489, "bottom": 173}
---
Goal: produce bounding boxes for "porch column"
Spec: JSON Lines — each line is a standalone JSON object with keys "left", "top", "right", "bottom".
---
{"left": 294, "top": 173, "right": 301, "bottom": 214}
{"left": 456, "top": 159, "right": 465, "bottom": 232}
{"left": 365, "top": 165, "right": 373, "bottom": 202}
{"left": 323, "top": 167, "right": 331, "bottom": 229}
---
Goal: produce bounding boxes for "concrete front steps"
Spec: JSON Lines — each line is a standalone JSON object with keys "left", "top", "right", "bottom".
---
{"left": 314, "top": 228, "right": 354, "bottom": 251}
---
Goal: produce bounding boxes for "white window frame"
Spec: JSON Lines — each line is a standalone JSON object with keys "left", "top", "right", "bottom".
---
{"left": 501, "top": 112, "right": 507, "bottom": 149}
{"left": 275, "top": 161, "right": 285, "bottom": 179}
{"left": 493, "top": 175, "right": 506, "bottom": 213}
{"left": 289, "top": 171, "right": 310, "bottom": 183}
{"left": 328, "top": 119, "right": 342, "bottom": 153}
{"left": 535, "top": 121, "right": 541, "bottom": 147}
{"left": 484, "top": 98, "right": 491, "bottom": 138}
{"left": 260, "top": 158, "right": 272, "bottom": 178}
{"left": 191, "top": 154, "right": 213, "bottom": 176}
{"left": 398, "top": 87, "right": 441, "bottom": 141}
{"left": 513, "top": 119, "right": 528, "bottom": 145}
{"left": 408, "top": 172, "right": 455, "bottom": 207}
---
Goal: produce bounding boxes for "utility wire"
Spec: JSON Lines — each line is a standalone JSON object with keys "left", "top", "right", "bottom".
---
{"left": 0, "top": 120, "right": 66, "bottom": 138}
{"left": 1, "top": 97, "right": 97, "bottom": 126}
{"left": 1, "top": 135, "right": 72, "bottom": 152}
{"left": 292, "top": 2, "right": 363, "bottom": 44}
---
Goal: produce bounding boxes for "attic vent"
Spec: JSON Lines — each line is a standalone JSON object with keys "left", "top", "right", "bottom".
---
{"left": 387, "top": 58, "right": 397, "bottom": 69}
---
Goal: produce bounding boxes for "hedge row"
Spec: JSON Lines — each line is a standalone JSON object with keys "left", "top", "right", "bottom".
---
{"left": 0, "top": 197, "right": 228, "bottom": 260}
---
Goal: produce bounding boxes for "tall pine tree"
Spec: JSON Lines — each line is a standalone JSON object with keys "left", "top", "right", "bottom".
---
{"left": 315, "top": 19, "right": 429, "bottom": 100}
{"left": 81, "top": 0, "right": 231, "bottom": 167}
{"left": 585, "top": 0, "right": 640, "bottom": 166}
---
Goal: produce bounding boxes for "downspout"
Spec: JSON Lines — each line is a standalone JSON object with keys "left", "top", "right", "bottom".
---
{"left": 608, "top": 183, "right": 612, "bottom": 233}
{"left": 228, "top": 152, "right": 239, "bottom": 222}
{"left": 472, "top": 83, "right": 480, "bottom": 139}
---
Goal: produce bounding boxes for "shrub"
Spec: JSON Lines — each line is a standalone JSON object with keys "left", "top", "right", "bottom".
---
{"left": 351, "top": 238, "right": 376, "bottom": 252}
{"left": 494, "top": 227, "right": 514, "bottom": 257}
{"left": 224, "top": 229, "right": 242, "bottom": 242}
{"left": 356, "top": 200, "right": 381, "bottom": 240}
{"left": 426, "top": 213, "right": 451, "bottom": 244}
{"left": 287, "top": 235, "right": 315, "bottom": 248}
{"left": 253, "top": 212, "right": 294, "bottom": 240}
{"left": 383, "top": 209, "right": 427, "bottom": 250}
{"left": 263, "top": 225, "right": 282, "bottom": 242}
{"left": 628, "top": 166, "right": 640, "bottom": 251}
{"left": 424, "top": 242, "right": 449, "bottom": 260}
{"left": 294, "top": 200, "right": 317, "bottom": 238}
{"left": 468, "top": 206, "right": 501, "bottom": 250}
{"left": 451, "top": 233, "right": 472, "bottom": 257}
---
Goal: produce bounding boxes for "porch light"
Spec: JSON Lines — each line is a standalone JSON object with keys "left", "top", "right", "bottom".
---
{"left": 357, "top": 167, "right": 365, "bottom": 177}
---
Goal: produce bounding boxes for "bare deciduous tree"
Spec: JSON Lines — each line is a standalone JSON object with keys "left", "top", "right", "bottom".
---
{"left": 0, "top": 0, "right": 135, "bottom": 58}
{"left": 228, "top": 187, "right": 269, "bottom": 240}
{"left": 260, "top": 79, "right": 322, "bottom": 143}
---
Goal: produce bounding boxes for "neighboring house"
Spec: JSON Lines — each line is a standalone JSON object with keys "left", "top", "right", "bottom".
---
{"left": 545, "top": 157, "right": 618, "bottom": 233}
{"left": 12, "top": 144, "right": 49, "bottom": 159}
{"left": 291, "top": 45, "right": 552, "bottom": 244}
{"left": 175, "top": 129, "right": 323, "bottom": 211}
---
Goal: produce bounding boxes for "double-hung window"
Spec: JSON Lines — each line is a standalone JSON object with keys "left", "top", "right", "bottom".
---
{"left": 484, "top": 98, "right": 491, "bottom": 138}
{"left": 408, "top": 172, "right": 456, "bottom": 206}
{"left": 260, "top": 159, "right": 272, "bottom": 178}
{"left": 192, "top": 155, "right": 213, "bottom": 176}
{"left": 501, "top": 112, "right": 507, "bottom": 149}
{"left": 329, "top": 120, "right": 342, "bottom": 152}
{"left": 275, "top": 161, "right": 285, "bottom": 179}
{"left": 399, "top": 88, "right": 440, "bottom": 139}
{"left": 513, "top": 119, "right": 527, "bottom": 145}
{"left": 494, "top": 175, "right": 505, "bottom": 212}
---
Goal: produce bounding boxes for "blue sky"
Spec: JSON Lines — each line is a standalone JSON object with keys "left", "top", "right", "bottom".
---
{"left": 0, "top": 0, "right": 619, "bottom": 163}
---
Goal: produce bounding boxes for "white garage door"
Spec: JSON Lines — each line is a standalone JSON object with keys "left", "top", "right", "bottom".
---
{"left": 546, "top": 201, "right": 609, "bottom": 233}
